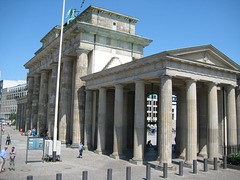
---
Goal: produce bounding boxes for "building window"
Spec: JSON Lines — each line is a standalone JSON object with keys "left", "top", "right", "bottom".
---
{"left": 112, "top": 22, "right": 117, "bottom": 30}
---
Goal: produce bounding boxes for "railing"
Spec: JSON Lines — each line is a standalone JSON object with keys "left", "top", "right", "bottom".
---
{"left": 223, "top": 145, "right": 240, "bottom": 155}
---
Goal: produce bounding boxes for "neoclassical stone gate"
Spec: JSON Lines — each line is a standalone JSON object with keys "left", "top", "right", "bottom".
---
{"left": 17, "top": 5, "right": 240, "bottom": 167}
{"left": 17, "top": 6, "right": 151, "bottom": 147}
{"left": 81, "top": 44, "right": 240, "bottom": 166}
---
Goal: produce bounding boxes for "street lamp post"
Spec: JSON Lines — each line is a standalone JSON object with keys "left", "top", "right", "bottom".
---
{"left": 52, "top": 0, "right": 66, "bottom": 162}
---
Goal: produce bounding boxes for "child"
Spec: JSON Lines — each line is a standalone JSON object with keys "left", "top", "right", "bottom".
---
{"left": 78, "top": 142, "right": 84, "bottom": 158}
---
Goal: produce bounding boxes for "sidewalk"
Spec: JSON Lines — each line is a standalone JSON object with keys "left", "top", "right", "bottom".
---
{"left": 0, "top": 125, "right": 240, "bottom": 180}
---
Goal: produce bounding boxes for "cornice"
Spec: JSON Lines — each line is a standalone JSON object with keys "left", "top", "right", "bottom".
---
{"left": 81, "top": 5, "right": 139, "bottom": 23}
{"left": 76, "top": 21, "right": 152, "bottom": 46}
{"left": 166, "top": 44, "right": 240, "bottom": 70}
{"left": 25, "top": 20, "right": 152, "bottom": 70}
{"left": 81, "top": 50, "right": 240, "bottom": 87}
{"left": 40, "top": 26, "right": 61, "bottom": 44}
{"left": 166, "top": 55, "right": 240, "bottom": 74}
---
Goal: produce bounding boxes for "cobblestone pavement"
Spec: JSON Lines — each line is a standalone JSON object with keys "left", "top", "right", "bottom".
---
{"left": 0, "top": 125, "right": 240, "bottom": 180}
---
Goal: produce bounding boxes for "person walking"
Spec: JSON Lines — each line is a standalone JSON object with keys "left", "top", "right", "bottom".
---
{"left": 6, "top": 133, "right": 11, "bottom": 145}
{"left": 32, "top": 128, "right": 36, "bottom": 136}
{"left": 9, "top": 147, "right": 16, "bottom": 171}
{"left": 0, "top": 146, "right": 8, "bottom": 173}
{"left": 77, "top": 142, "right": 84, "bottom": 158}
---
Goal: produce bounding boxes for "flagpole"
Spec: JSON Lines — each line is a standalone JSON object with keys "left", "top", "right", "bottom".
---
{"left": 53, "top": 0, "right": 66, "bottom": 162}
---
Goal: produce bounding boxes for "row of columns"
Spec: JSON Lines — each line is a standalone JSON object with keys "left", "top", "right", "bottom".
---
{"left": 18, "top": 49, "right": 89, "bottom": 144}
{"left": 16, "top": 102, "right": 27, "bottom": 131}
{"left": 18, "top": 49, "right": 239, "bottom": 166}
{"left": 84, "top": 76, "right": 238, "bottom": 166}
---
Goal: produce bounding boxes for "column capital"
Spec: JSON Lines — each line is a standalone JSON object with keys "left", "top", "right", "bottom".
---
{"left": 160, "top": 75, "right": 172, "bottom": 79}
{"left": 62, "top": 56, "right": 75, "bottom": 62}
{"left": 76, "top": 49, "right": 90, "bottom": 55}
{"left": 135, "top": 80, "right": 145, "bottom": 84}
{"left": 206, "top": 81, "right": 218, "bottom": 88}
{"left": 185, "top": 78, "right": 198, "bottom": 83}
{"left": 50, "top": 62, "right": 58, "bottom": 67}
{"left": 27, "top": 75, "right": 34, "bottom": 80}
{"left": 98, "top": 86, "right": 107, "bottom": 90}
{"left": 39, "top": 69, "right": 49, "bottom": 74}
{"left": 114, "top": 84, "right": 124, "bottom": 89}
{"left": 33, "top": 73, "right": 41, "bottom": 78}
{"left": 84, "top": 89, "right": 94, "bottom": 93}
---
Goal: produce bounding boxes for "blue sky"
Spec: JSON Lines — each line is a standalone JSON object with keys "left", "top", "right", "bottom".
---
{"left": 0, "top": 0, "right": 239, "bottom": 80}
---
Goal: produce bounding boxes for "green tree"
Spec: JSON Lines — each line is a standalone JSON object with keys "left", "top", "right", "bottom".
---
{"left": 9, "top": 113, "right": 16, "bottom": 121}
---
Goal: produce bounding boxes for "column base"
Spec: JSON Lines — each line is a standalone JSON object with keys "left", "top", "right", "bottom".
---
{"left": 184, "top": 160, "right": 198, "bottom": 168}
{"left": 129, "top": 158, "right": 143, "bottom": 165}
{"left": 94, "top": 150, "right": 103, "bottom": 155}
{"left": 207, "top": 157, "right": 219, "bottom": 164}
{"left": 198, "top": 152, "right": 208, "bottom": 158}
{"left": 179, "top": 151, "right": 186, "bottom": 159}
{"left": 94, "top": 150, "right": 107, "bottom": 155}
{"left": 71, "top": 143, "right": 79, "bottom": 148}
{"left": 60, "top": 140, "right": 67, "bottom": 144}
{"left": 179, "top": 155, "right": 185, "bottom": 160}
{"left": 155, "top": 163, "right": 176, "bottom": 171}
{"left": 110, "top": 152, "right": 125, "bottom": 159}
{"left": 84, "top": 146, "right": 91, "bottom": 151}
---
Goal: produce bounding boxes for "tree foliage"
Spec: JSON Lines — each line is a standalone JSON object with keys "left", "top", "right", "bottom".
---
{"left": 9, "top": 113, "right": 16, "bottom": 121}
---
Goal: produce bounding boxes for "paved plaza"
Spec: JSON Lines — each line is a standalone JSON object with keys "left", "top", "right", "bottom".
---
{"left": 0, "top": 125, "right": 240, "bottom": 180}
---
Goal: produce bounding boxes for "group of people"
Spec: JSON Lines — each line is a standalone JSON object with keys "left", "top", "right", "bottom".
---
{"left": 20, "top": 128, "right": 36, "bottom": 136}
{"left": 0, "top": 146, "right": 16, "bottom": 173}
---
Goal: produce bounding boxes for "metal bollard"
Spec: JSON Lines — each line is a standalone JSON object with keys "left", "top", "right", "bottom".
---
{"left": 27, "top": 176, "right": 33, "bottom": 180}
{"left": 126, "top": 167, "right": 131, "bottom": 180}
{"left": 223, "top": 155, "right": 227, "bottom": 169}
{"left": 214, "top": 157, "right": 218, "bottom": 170}
{"left": 163, "top": 163, "right": 167, "bottom": 178}
{"left": 56, "top": 173, "right": 62, "bottom": 180}
{"left": 179, "top": 161, "right": 183, "bottom": 176}
{"left": 107, "top": 168, "right": 112, "bottom": 180}
{"left": 146, "top": 164, "right": 151, "bottom": 180}
{"left": 203, "top": 158, "right": 208, "bottom": 172}
{"left": 193, "top": 160, "right": 197, "bottom": 174}
{"left": 82, "top": 171, "right": 88, "bottom": 180}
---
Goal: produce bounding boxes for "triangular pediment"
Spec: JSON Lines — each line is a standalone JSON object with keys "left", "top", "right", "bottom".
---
{"left": 167, "top": 45, "right": 240, "bottom": 70}
{"left": 102, "top": 57, "right": 123, "bottom": 70}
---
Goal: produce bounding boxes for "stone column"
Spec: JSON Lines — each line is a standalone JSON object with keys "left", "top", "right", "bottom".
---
{"left": 84, "top": 90, "right": 93, "bottom": 150}
{"left": 236, "top": 88, "right": 240, "bottom": 146}
{"left": 176, "top": 87, "right": 187, "bottom": 159}
{"left": 91, "top": 91, "right": 97, "bottom": 149}
{"left": 48, "top": 64, "right": 58, "bottom": 139}
{"left": 131, "top": 81, "right": 145, "bottom": 165}
{"left": 16, "top": 103, "right": 22, "bottom": 130}
{"left": 22, "top": 104, "right": 26, "bottom": 131}
{"left": 96, "top": 88, "right": 107, "bottom": 154}
{"left": 157, "top": 86, "right": 161, "bottom": 158}
{"left": 185, "top": 80, "right": 197, "bottom": 165}
{"left": 59, "top": 58, "right": 73, "bottom": 143}
{"left": 198, "top": 87, "right": 208, "bottom": 157}
{"left": 208, "top": 82, "right": 219, "bottom": 160}
{"left": 72, "top": 49, "right": 89, "bottom": 147}
{"left": 226, "top": 85, "right": 237, "bottom": 149}
{"left": 111, "top": 85, "right": 124, "bottom": 158}
{"left": 158, "top": 76, "right": 172, "bottom": 167}
{"left": 25, "top": 76, "right": 34, "bottom": 131}
{"left": 32, "top": 74, "right": 40, "bottom": 134}
{"left": 122, "top": 91, "right": 128, "bottom": 152}
{"left": 38, "top": 71, "right": 49, "bottom": 136}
